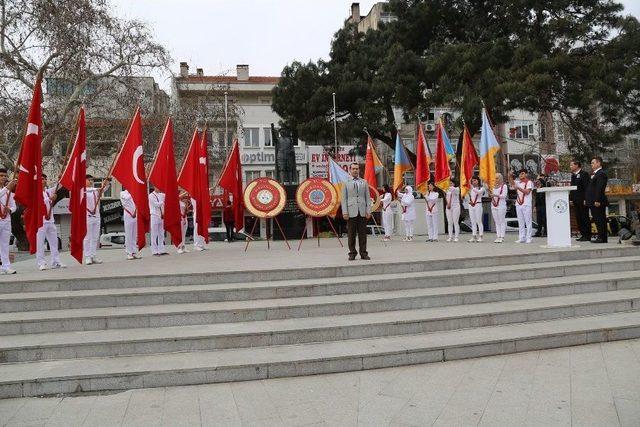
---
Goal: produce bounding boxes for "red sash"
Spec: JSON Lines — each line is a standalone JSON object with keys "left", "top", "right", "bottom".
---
{"left": 492, "top": 185, "right": 504, "bottom": 207}
{"left": 0, "top": 192, "right": 10, "bottom": 219}
{"left": 446, "top": 192, "right": 453, "bottom": 210}
{"left": 43, "top": 191, "right": 52, "bottom": 220}
{"left": 124, "top": 207, "right": 137, "bottom": 219}
{"left": 426, "top": 202, "right": 436, "bottom": 213}
{"left": 517, "top": 180, "right": 529, "bottom": 205}
{"left": 86, "top": 190, "right": 100, "bottom": 216}
{"left": 469, "top": 188, "right": 480, "bottom": 207}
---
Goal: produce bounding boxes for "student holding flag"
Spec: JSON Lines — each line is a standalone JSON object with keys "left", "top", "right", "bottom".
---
{"left": 445, "top": 179, "right": 461, "bottom": 242}
{"left": 381, "top": 185, "right": 394, "bottom": 241}
{"left": 510, "top": 169, "right": 534, "bottom": 243}
{"left": 491, "top": 173, "right": 508, "bottom": 243}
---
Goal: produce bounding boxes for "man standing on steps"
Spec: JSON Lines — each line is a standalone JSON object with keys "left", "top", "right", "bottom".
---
{"left": 570, "top": 160, "right": 591, "bottom": 241}
{"left": 586, "top": 156, "right": 609, "bottom": 243}
{"left": 342, "top": 163, "right": 372, "bottom": 261}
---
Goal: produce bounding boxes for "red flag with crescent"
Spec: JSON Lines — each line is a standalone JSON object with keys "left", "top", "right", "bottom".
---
{"left": 178, "top": 129, "right": 210, "bottom": 242}
{"left": 111, "top": 108, "right": 149, "bottom": 249}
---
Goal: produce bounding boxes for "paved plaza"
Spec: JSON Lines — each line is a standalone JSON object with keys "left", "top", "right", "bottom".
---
{"left": 0, "top": 339, "right": 638, "bottom": 426}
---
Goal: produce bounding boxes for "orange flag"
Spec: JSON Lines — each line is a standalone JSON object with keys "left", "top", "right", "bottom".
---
{"left": 415, "top": 123, "right": 431, "bottom": 195}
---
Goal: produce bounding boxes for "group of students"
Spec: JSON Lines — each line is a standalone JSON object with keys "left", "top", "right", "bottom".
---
{"left": 379, "top": 169, "right": 536, "bottom": 244}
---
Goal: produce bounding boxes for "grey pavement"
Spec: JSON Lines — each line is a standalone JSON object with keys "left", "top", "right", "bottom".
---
{"left": 1, "top": 339, "right": 639, "bottom": 426}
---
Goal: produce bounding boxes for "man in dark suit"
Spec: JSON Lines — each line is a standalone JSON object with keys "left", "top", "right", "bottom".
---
{"left": 585, "top": 156, "right": 609, "bottom": 243}
{"left": 569, "top": 160, "right": 591, "bottom": 241}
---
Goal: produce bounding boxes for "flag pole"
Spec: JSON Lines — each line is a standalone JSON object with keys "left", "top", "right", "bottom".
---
{"left": 148, "top": 116, "right": 170, "bottom": 182}
{"left": 332, "top": 92, "right": 338, "bottom": 155}
{"left": 56, "top": 107, "right": 82, "bottom": 186}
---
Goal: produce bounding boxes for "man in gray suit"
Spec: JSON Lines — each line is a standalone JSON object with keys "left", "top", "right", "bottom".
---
{"left": 342, "top": 163, "right": 372, "bottom": 260}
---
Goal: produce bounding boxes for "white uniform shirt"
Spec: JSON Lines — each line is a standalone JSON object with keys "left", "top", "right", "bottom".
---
{"left": 515, "top": 179, "right": 534, "bottom": 207}
{"left": 445, "top": 186, "right": 460, "bottom": 209}
{"left": 42, "top": 186, "right": 56, "bottom": 224}
{"left": 85, "top": 187, "right": 101, "bottom": 218}
{"left": 149, "top": 191, "right": 165, "bottom": 218}
{"left": 0, "top": 187, "right": 16, "bottom": 223}
{"left": 381, "top": 193, "right": 393, "bottom": 213}
{"left": 179, "top": 200, "right": 188, "bottom": 221}
{"left": 120, "top": 190, "right": 137, "bottom": 218}
{"left": 467, "top": 187, "right": 485, "bottom": 208}
{"left": 399, "top": 191, "right": 416, "bottom": 221}
{"left": 491, "top": 184, "right": 508, "bottom": 209}
{"left": 425, "top": 191, "right": 439, "bottom": 214}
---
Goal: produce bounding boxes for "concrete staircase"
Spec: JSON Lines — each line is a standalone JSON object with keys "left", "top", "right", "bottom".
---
{"left": 1, "top": 246, "right": 639, "bottom": 398}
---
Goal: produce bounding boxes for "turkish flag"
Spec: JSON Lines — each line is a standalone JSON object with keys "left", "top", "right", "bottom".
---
{"left": 217, "top": 139, "right": 244, "bottom": 232}
{"left": 14, "top": 75, "right": 44, "bottom": 254}
{"left": 178, "top": 129, "right": 211, "bottom": 242}
{"left": 59, "top": 108, "right": 87, "bottom": 263}
{"left": 111, "top": 108, "right": 149, "bottom": 248}
{"left": 149, "top": 118, "right": 182, "bottom": 247}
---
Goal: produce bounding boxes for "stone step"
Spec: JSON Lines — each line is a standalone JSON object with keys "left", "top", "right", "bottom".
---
{"left": 3, "top": 246, "right": 637, "bottom": 294}
{"left": 2, "top": 289, "right": 639, "bottom": 363}
{"left": 1, "top": 255, "right": 638, "bottom": 314}
{"left": 1, "top": 310, "right": 639, "bottom": 398}
{"left": 2, "top": 270, "right": 639, "bottom": 336}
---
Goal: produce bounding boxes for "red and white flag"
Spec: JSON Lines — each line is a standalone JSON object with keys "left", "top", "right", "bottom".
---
{"left": 14, "top": 75, "right": 44, "bottom": 254}
{"left": 149, "top": 118, "right": 182, "bottom": 247}
{"left": 59, "top": 107, "right": 87, "bottom": 263}
{"left": 217, "top": 139, "right": 244, "bottom": 232}
{"left": 111, "top": 108, "right": 149, "bottom": 248}
{"left": 178, "top": 129, "right": 211, "bottom": 242}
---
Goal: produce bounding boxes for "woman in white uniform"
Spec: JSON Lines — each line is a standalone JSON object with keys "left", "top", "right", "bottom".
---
{"left": 491, "top": 173, "right": 508, "bottom": 243}
{"left": 445, "top": 179, "right": 460, "bottom": 242}
{"left": 425, "top": 182, "right": 439, "bottom": 242}
{"left": 398, "top": 186, "right": 416, "bottom": 241}
{"left": 381, "top": 185, "right": 394, "bottom": 241}
{"left": 466, "top": 176, "right": 485, "bottom": 242}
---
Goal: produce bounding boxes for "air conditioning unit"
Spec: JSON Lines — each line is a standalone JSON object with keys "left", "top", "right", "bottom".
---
{"left": 425, "top": 124, "right": 435, "bottom": 131}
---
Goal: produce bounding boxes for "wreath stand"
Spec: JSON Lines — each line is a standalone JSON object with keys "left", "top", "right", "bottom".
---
{"left": 244, "top": 215, "right": 291, "bottom": 252}
{"left": 297, "top": 215, "right": 344, "bottom": 251}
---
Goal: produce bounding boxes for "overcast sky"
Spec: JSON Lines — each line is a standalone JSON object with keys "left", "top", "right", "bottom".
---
{"left": 110, "top": 0, "right": 640, "bottom": 90}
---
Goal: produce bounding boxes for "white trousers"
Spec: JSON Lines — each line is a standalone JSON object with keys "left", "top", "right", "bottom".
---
{"left": 425, "top": 213, "right": 438, "bottom": 240}
{"left": 382, "top": 211, "right": 394, "bottom": 237}
{"left": 0, "top": 221, "right": 11, "bottom": 270}
{"left": 516, "top": 204, "right": 533, "bottom": 242}
{"left": 180, "top": 218, "right": 188, "bottom": 248}
{"left": 193, "top": 221, "right": 205, "bottom": 249}
{"left": 445, "top": 206, "right": 460, "bottom": 239}
{"left": 36, "top": 222, "right": 60, "bottom": 267}
{"left": 469, "top": 205, "right": 484, "bottom": 236}
{"left": 124, "top": 214, "right": 138, "bottom": 255}
{"left": 403, "top": 220, "right": 414, "bottom": 237}
{"left": 491, "top": 206, "right": 507, "bottom": 238}
{"left": 150, "top": 216, "right": 165, "bottom": 254}
{"left": 83, "top": 216, "right": 100, "bottom": 258}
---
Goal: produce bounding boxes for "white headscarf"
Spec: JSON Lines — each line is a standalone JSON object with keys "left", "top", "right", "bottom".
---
{"left": 405, "top": 186, "right": 413, "bottom": 193}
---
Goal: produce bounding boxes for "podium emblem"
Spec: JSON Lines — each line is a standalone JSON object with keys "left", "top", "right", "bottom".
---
{"left": 553, "top": 199, "right": 568, "bottom": 214}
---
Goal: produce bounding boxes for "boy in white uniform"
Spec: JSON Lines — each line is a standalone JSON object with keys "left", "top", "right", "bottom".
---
{"left": 191, "top": 197, "right": 206, "bottom": 251}
{"left": 84, "top": 175, "right": 107, "bottom": 265}
{"left": 381, "top": 185, "right": 394, "bottom": 241}
{"left": 177, "top": 194, "right": 190, "bottom": 254}
{"left": 466, "top": 176, "right": 485, "bottom": 242}
{"left": 445, "top": 180, "right": 460, "bottom": 242}
{"left": 36, "top": 174, "right": 65, "bottom": 270}
{"left": 491, "top": 173, "right": 508, "bottom": 243}
{"left": 425, "top": 182, "right": 439, "bottom": 242}
{"left": 0, "top": 169, "right": 16, "bottom": 274}
{"left": 149, "top": 188, "right": 167, "bottom": 256}
{"left": 120, "top": 187, "right": 140, "bottom": 260}
{"left": 510, "top": 169, "right": 534, "bottom": 243}
{"left": 398, "top": 186, "right": 416, "bottom": 241}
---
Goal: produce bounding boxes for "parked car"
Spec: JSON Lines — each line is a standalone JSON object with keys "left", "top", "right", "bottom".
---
{"left": 99, "top": 232, "right": 126, "bottom": 249}
{"left": 207, "top": 227, "right": 261, "bottom": 242}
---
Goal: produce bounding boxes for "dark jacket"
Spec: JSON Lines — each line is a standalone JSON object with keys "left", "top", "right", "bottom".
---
{"left": 569, "top": 170, "right": 590, "bottom": 203}
{"left": 223, "top": 205, "right": 234, "bottom": 223}
{"left": 585, "top": 169, "right": 608, "bottom": 207}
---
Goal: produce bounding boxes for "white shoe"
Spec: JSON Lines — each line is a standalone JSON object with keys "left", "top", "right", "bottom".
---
{"left": 177, "top": 248, "right": 185, "bottom": 254}
{"left": 515, "top": 239, "right": 523, "bottom": 243}
{"left": 476, "top": 236, "right": 483, "bottom": 242}
{"left": 38, "top": 264, "right": 48, "bottom": 271}
{"left": 403, "top": 237, "right": 410, "bottom": 242}
{"left": 453, "top": 237, "right": 459, "bottom": 242}
{"left": 51, "top": 262, "right": 66, "bottom": 269}
{"left": 526, "top": 239, "right": 533, "bottom": 244}
{"left": 85, "top": 257, "right": 93, "bottom": 265}
{"left": 91, "top": 258, "right": 103, "bottom": 264}
{"left": 446, "top": 237, "right": 452, "bottom": 242}
{"left": 126, "top": 254, "right": 135, "bottom": 260}
{"left": 194, "top": 246, "right": 205, "bottom": 251}
{"left": 494, "top": 238, "right": 501, "bottom": 243}
{"left": 468, "top": 236, "right": 477, "bottom": 243}
{"left": 4, "top": 268, "right": 15, "bottom": 275}
{"left": 133, "top": 253, "right": 142, "bottom": 259}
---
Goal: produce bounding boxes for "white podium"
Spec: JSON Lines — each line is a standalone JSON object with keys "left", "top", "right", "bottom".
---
{"left": 538, "top": 186, "right": 577, "bottom": 248}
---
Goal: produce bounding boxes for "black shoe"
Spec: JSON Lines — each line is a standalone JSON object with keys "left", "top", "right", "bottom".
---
{"left": 576, "top": 237, "right": 591, "bottom": 242}
{"left": 361, "top": 255, "right": 371, "bottom": 260}
{"left": 533, "top": 233, "right": 542, "bottom": 237}
{"left": 592, "top": 238, "right": 607, "bottom": 243}
{"left": 348, "top": 255, "right": 356, "bottom": 261}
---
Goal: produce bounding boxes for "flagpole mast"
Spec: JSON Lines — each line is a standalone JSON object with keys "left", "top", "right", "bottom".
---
{"left": 332, "top": 92, "right": 337, "bottom": 155}
{"left": 224, "top": 91, "right": 229, "bottom": 156}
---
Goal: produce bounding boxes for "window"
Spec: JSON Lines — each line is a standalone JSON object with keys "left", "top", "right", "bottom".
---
{"left": 217, "top": 130, "right": 233, "bottom": 147}
{"left": 264, "top": 170, "right": 275, "bottom": 178}
{"left": 245, "top": 170, "right": 260, "bottom": 183}
{"left": 510, "top": 124, "right": 535, "bottom": 139}
{"left": 243, "top": 128, "right": 259, "bottom": 147}
{"left": 264, "top": 128, "right": 275, "bottom": 147}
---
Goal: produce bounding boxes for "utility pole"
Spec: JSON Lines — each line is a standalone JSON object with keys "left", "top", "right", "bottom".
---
{"left": 332, "top": 92, "right": 338, "bottom": 155}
